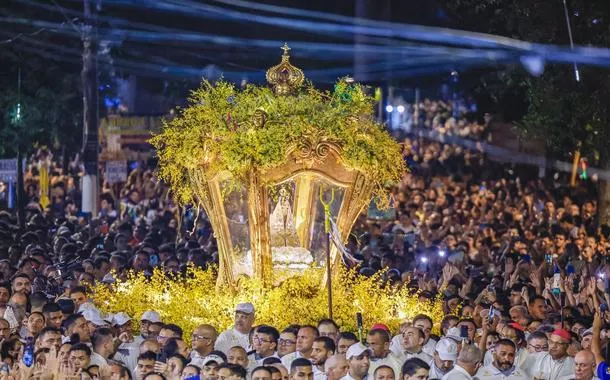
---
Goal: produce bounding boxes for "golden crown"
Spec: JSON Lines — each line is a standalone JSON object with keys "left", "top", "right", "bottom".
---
{"left": 266, "top": 43, "right": 305, "bottom": 96}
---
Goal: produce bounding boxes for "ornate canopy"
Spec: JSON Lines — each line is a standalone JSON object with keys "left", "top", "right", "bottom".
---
{"left": 152, "top": 45, "right": 405, "bottom": 287}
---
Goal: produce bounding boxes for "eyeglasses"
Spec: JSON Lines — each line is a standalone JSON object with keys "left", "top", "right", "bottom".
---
{"left": 253, "top": 337, "right": 273, "bottom": 344}
{"left": 192, "top": 334, "right": 212, "bottom": 341}
{"left": 278, "top": 339, "right": 296, "bottom": 345}
{"left": 528, "top": 344, "right": 548, "bottom": 352}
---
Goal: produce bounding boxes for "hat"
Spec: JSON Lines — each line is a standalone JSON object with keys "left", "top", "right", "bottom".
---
{"left": 582, "top": 328, "right": 593, "bottom": 337}
{"left": 235, "top": 302, "right": 254, "bottom": 314}
{"left": 141, "top": 310, "right": 161, "bottom": 323}
{"left": 445, "top": 327, "right": 464, "bottom": 342}
{"left": 195, "top": 354, "right": 225, "bottom": 367}
{"left": 370, "top": 323, "right": 390, "bottom": 332}
{"left": 552, "top": 329, "right": 571, "bottom": 341}
{"left": 345, "top": 342, "right": 371, "bottom": 360}
{"left": 508, "top": 322, "right": 525, "bottom": 332}
{"left": 435, "top": 338, "right": 458, "bottom": 361}
{"left": 112, "top": 312, "right": 132, "bottom": 326}
{"left": 103, "top": 313, "right": 115, "bottom": 324}
{"left": 82, "top": 309, "right": 107, "bottom": 326}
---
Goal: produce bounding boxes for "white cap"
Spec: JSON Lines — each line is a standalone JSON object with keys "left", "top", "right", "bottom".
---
{"left": 445, "top": 327, "right": 465, "bottom": 342}
{"left": 235, "top": 302, "right": 254, "bottom": 314}
{"left": 112, "top": 312, "right": 132, "bottom": 326}
{"left": 435, "top": 338, "right": 458, "bottom": 361}
{"left": 78, "top": 302, "right": 98, "bottom": 314}
{"left": 141, "top": 310, "right": 161, "bottom": 323}
{"left": 82, "top": 309, "right": 107, "bottom": 326}
{"left": 191, "top": 354, "right": 225, "bottom": 368}
{"left": 103, "top": 313, "right": 115, "bottom": 324}
{"left": 345, "top": 342, "right": 371, "bottom": 360}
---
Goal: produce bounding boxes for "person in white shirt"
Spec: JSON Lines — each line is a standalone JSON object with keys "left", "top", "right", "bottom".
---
{"left": 310, "top": 337, "right": 335, "bottom": 380}
{"left": 402, "top": 358, "right": 431, "bottom": 380}
{"left": 520, "top": 329, "right": 575, "bottom": 380}
{"left": 112, "top": 313, "right": 140, "bottom": 374}
{"left": 413, "top": 314, "right": 437, "bottom": 357}
{"left": 325, "top": 355, "right": 349, "bottom": 380}
{"left": 476, "top": 339, "right": 528, "bottom": 379}
{"left": 250, "top": 325, "right": 280, "bottom": 365}
{"left": 400, "top": 327, "right": 433, "bottom": 364}
{"left": 279, "top": 327, "right": 299, "bottom": 358}
{"left": 342, "top": 343, "right": 371, "bottom": 380}
{"left": 442, "top": 344, "right": 482, "bottom": 380}
{"left": 90, "top": 327, "right": 115, "bottom": 367}
{"left": 136, "top": 310, "right": 162, "bottom": 344}
{"left": 215, "top": 303, "right": 255, "bottom": 355}
{"left": 191, "top": 324, "right": 218, "bottom": 361}
{"left": 366, "top": 327, "right": 403, "bottom": 379}
{"left": 428, "top": 338, "right": 458, "bottom": 379}
{"left": 282, "top": 325, "right": 319, "bottom": 370}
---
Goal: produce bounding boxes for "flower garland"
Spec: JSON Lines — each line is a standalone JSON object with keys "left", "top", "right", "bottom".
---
{"left": 91, "top": 266, "right": 443, "bottom": 341}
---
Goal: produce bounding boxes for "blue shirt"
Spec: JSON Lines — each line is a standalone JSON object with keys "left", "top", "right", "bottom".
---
{"left": 597, "top": 361, "right": 610, "bottom": 380}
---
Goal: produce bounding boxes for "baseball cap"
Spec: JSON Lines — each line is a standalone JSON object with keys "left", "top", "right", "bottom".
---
{"left": 141, "top": 310, "right": 161, "bottom": 323}
{"left": 370, "top": 323, "right": 390, "bottom": 332}
{"left": 82, "top": 309, "right": 107, "bottom": 326}
{"left": 345, "top": 342, "right": 371, "bottom": 360}
{"left": 582, "top": 328, "right": 593, "bottom": 337}
{"left": 192, "top": 354, "right": 225, "bottom": 368}
{"left": 508, "top": 322, "right": 525, "bottom": 332}
{"left": 445, "top": 327, "right": 464, "bottom": 342}
{"left": 552, "top": 329, "right": 571, "bottom": 341}
{"left": 235, "top": 302, "right": 254, "bottom": 314}
{"left": 436, "top": 338, "right": 458, "bottom": 361}
{"left": 112, "top": 312, "right": 132, "bottom": 326}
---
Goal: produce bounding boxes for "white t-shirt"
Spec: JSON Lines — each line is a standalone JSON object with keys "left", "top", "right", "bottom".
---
{"left": 520, "top": 352, "right": 574, "bottom": 380}
{"left": 476, "top": 364, "right": 529, "bottom": 379}
{"left": 214, "top": 327, "right": 250, "bottom": 355}
{"left": 442, "top": 365, "right": 474, "bottom": 380}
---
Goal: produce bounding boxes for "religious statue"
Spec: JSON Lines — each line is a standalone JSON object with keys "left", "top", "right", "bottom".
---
{"left": 269, "top": 187, "right": 300, "bottom": 247}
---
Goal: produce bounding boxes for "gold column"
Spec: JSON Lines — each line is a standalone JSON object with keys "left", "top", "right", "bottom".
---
{"left": 247, "top": 170, "right": 272, "bottom": 286}
{"left": 190, "top": 170, "right": 235, "bottom": 286}
{"left": 293, "top": 174, "right": 314, "bottom": 248}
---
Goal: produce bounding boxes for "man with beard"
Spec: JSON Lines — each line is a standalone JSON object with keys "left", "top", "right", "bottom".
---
{"left": 216, "top": 303, "right": 255, "bottom": 355}
{"left": 476, "top": 339, "right": 527, "bottom": 379}
{"left": 310, "top": 337, "right": 335, "bottom": 380}
{"left": 11, "top": 273, "right": 31, "bottom": 296}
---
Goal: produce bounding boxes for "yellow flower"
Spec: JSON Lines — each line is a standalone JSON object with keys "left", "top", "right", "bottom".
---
{"left": 92, "top": 266, "right": 443, "bottom": 342}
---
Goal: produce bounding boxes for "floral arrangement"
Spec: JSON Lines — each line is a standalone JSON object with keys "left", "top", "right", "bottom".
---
{"left": 91, "top": 266, "right": 443, "bottom": 341}
{"left": 150, "top": 79, "right": 405, "bottom": 206}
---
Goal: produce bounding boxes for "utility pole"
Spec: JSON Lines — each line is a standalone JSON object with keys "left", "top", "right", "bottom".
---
{"left": 14, "top": 68, "right": 25, "bottom": 229}
{"left": 81, "top": 0, "right": 99, "bottom": 217}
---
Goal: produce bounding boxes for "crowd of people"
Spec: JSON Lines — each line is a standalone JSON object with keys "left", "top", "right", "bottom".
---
{"left": 408, "top": 99, "right": 490, "bottom": 141}
{"left": 0, "top": 97, "right": 608, "bottom": 380}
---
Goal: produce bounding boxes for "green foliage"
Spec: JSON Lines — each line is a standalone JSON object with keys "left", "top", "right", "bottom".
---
{"left": 151, "top": 79, "right": 405, "bottom": 205}
{"left": 0, "top": 41, "right": 82, "bottom": 157}
{"left": 439, "top": 0, "right": 610, "bottom": 160}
